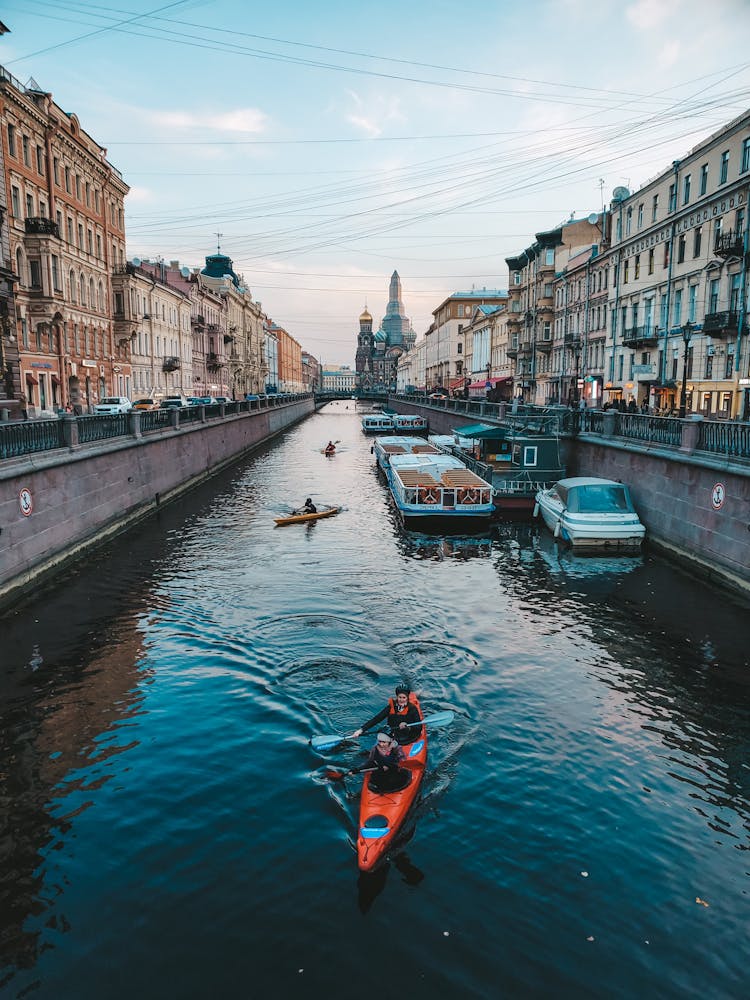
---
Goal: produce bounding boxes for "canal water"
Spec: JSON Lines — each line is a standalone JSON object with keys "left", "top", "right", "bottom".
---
{"left": 1, "top": 403, "right": 749, "bottom": 999}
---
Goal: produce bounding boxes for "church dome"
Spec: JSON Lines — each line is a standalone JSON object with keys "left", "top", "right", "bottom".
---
{"left": 359, "top": 307, "right": 372, "bottom": 322}
{"left": 374, "top": 329, "right": 387, "bottom": 343}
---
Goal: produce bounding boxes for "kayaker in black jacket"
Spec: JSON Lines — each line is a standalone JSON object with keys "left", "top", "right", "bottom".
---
{"left": 294, "top": 497, "right": 317, "bottom": 515}
{"left": 352, "top": 683, "right": 422, "bottom": 745}
{"left": 350, "top": 732, "right": 408, "bottom": 793}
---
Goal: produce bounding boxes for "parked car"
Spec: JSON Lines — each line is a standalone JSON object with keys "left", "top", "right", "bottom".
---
{"left": 93, "top": 396, "right": 132, "bottom": 415}
{"left": 191, "top": 395, "right": 217, "bottom": 405}
{"left": 214, "top": 396, "right": 230, "bottom": 404}
{"left": 160, "top": 396, "right": 189, "bottom": 409}
{"left": 132, "top": 398, "right": 158, "bottom": 411}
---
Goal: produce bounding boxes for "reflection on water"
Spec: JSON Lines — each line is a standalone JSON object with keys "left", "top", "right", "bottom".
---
{"left": 1, "top": 403, "right": 749, "bottom": 999}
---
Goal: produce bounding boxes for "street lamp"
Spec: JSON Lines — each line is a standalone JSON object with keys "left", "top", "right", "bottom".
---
{"left": 678, "top": 320, "right": 694, "bottom": 418}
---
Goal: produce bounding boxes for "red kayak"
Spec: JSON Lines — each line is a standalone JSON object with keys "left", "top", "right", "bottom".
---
{"left": 356, "top": 694, "right": 426, "bottom": 871}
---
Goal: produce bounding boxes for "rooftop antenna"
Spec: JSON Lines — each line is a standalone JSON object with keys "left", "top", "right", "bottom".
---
{"left": 598, "top": 178, "right": 605, "bottom": 214}
{"left": 216, "top": 232, "right": 223, "bottom": 253}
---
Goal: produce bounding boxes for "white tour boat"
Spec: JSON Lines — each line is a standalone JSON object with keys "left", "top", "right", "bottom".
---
{"left": 372, "top": 436, "right": 440, "bottom": 472}
{"left": 386, "top": 453, "right": 494, "bottom": 525}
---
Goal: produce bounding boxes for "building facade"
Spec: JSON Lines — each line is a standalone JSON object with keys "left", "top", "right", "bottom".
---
{"left": 425, "top": 288, "right": 508, "bottom": 393}
{"left": 1, "top": 66, "right": 128, "bottom": 415}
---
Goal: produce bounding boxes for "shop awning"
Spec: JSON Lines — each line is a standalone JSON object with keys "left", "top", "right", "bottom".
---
{"left": 452, "top": 423, "right": 507, "bottom": 439}
{"left": 25, "top": 372, "right": 38, "bottom": 385}
{"left": 51, "top": 374, "right": 61, "bottom": 385}
{"left": 448, "top": 376, "right": 467, "bottom": 389}
{"left": 467, "top": 376, "right": 512, "bottom": 389}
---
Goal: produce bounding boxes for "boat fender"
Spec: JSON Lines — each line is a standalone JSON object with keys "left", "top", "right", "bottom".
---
{"left": 533, "top": 502, "right": 539, "bottom": 517}
{"left": 553, "top": 519, "right": 561, "bottom": 538}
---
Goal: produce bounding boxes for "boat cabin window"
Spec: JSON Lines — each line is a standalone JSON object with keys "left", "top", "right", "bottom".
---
{"left": 522, "top": 446, "right": 538, "bottom": 467}
{"left": 568, "top": 484, "right": 634, "bottom": 513}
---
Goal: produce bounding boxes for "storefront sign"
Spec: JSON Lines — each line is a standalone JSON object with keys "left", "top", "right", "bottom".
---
{"left": 81, "top": 359, "right": 97, "bottom": 368}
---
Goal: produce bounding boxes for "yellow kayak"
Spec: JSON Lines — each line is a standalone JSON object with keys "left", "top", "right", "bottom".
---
{"left": 274, "top": 506, "right": 341, "bottom": 526}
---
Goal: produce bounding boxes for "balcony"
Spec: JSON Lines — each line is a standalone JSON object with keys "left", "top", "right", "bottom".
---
{"left": 191, "top": 315, "right": 205, "bottom": 327}
{"left": 162, "top": 356, "right": 181, "bottom": 372}
{"left": 622, "top": 325, "right": 658, "bottom": 348}
{"left": 563, "top": 333, "right": 581, "bottom": 348}
{"left": 24, "top": 217, "right": 60, "bottom": 237}
{"left": 703, "top": 311, "right": 740, "bottom": 338}
{"left": 207, "top": 352, "right": 225, "bottom": 369}
{"left": 714, "top": 230, "right": 744, "bottom": 259}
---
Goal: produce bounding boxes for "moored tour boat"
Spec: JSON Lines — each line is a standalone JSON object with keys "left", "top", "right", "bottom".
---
{"left": 372, "top": 435, "right": 440, "bottom": 472}
{"left": 361, "top": 413, "right": 395, "bottom": 435}
{"left": 357, "top": 694, "right": 426, "bottom": 872}
{"left": 392, "top": 413, "right": 428, "bottom": 434}
{"left": 534, "top": 477, "right": 645, "bottom": 548}
{"left": 274, "top": 506, "right": 341, "bottom": 526}
{"left": 386, "top": 453, "right": 494, "bottom": 525}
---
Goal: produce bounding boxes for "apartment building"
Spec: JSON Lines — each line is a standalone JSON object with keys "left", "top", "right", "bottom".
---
{"left": 604, "top": 110, "right": 750, "bottom": 418}
{"left": 506, "top": 218, "right": 602, "bottom": 405}
{"left": 425, "top": 288, "right": 508, "bottom": 392}
{"left": 111, "top": 260, "right": 191, "bottom": 400}
{"left": 272, "top": 321, "right": 303, "bottom": 392}
{"left": 462, "top": 304, "right": 512, "bottom": 399}
{"left": 1, "top": 66, "right": 128, "bottom": 414}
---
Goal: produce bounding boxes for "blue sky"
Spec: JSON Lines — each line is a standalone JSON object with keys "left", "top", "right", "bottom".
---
{"left": 3, "top": 0, "right": 750, "bottom": 364}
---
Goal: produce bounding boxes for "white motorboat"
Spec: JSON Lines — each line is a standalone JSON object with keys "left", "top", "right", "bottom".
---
{"left": 534, "top": 477, "right": 645, "bottom": 549}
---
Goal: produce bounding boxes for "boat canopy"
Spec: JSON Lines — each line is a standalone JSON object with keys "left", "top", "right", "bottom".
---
{"left": 564, "top": 482, "right": 636, "bottom": 514}
{"left": 452, "top": 423, "right": 508, "bottom": 439}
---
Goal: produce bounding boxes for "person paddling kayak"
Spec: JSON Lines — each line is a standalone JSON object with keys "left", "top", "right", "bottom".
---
{"left": 293, "top": 497, "right": 317, "bottom": 515}
{"left": 352, "top": 683, "right": 422, "bottom": 746}
{"left": 349, "top": 732, "right": 409, "bottom": 793}
{"left": 324, "top": 441, "right": 336, "bottom": 455}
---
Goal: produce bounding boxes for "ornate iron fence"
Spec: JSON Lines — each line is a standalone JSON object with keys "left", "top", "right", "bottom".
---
{"left": 697, "top": 419, "right": 750, "bottom": 458}
{"left": 77, "top": 414, "right": 129, "bottom": 444}
{"left": 140, "top": 410, "right": 171, "bottom": 433}
{"left": 0, "top": 418, "right": 66, "bottom": 459}
{"left": 614, "top": 413, "right": 684, "bottom": 447}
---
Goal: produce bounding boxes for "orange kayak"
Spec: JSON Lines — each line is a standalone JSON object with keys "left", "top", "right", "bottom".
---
{"left": 274, "top": 506, "right": 340, "bottom": 526}
{"left": 357, "top": 695, "right": 426, "bottom": 871}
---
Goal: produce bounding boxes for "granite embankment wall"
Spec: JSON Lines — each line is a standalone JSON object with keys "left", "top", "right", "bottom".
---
{"left": 389, "top": 398, "right": 750, "bottom": 597}
{"left": 0, "top": 398, "right": 313, "bottom": 609}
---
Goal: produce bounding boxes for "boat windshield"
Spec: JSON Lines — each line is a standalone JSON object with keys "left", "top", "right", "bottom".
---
{"left": 567, "top": 484, "right": 634, "bottom": 514}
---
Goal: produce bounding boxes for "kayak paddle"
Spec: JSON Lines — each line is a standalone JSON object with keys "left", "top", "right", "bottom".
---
{"left": 310, "top": 710, "right": 454, "bottom": 753}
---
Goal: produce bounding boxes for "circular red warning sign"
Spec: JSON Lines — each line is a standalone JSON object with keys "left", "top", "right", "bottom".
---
{"left": 711, "top": 483, "right": 725, "bottom": 510}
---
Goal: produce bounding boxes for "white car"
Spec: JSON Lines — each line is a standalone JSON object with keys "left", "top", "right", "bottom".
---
{"left": 93, "top": 396, "right": 132, "bottom": 415}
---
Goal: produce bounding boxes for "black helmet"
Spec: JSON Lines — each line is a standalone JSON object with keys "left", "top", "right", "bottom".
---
{"left": 395, "top": 682, "right": 410, "bottom": 696}
{"left": 305, "top": 498, "right": 312, "bottom": 504}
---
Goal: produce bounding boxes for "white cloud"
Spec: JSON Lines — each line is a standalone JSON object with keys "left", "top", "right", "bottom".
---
{"left": 146, "top": 107, "right": 269, "bottom": 133}
{"left": 341, "top": 91, "right": 407, "bottom": 137}
{"left": 658, "top": 39, "right": 681, "bottom": 68}
{"left": 626, "top": 0, "right": 681, "bottom": 31}
{"left": 125, "top": 186, "right": 153, "bottom": 203}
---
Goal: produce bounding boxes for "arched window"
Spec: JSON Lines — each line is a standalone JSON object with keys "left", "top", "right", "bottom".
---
{"left": 16, "top": 248, "right": 24, "bottom": 286}
{"left": 69, "top": 270, "right": 76, "bottom": 302}
{"left": 89, "top": 278, "right": 95, "bottom": 310}
{"left": 80, "top": 274, "right": 86, "bottom": 305}
{"left": 98, "top": 281, "right": 104, "bottom": 311}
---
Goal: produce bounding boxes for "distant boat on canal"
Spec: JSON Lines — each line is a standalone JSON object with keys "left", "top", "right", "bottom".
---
{"left": 361, "top": 413, "right": 395, "bottom": 434}
{"left": 392, "top": 413, "right": 428, "bottom": 434}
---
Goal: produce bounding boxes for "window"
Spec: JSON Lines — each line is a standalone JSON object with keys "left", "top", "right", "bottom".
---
{"left": 53, "top": 157, "right": 59, "bottom": 184}
{"left": 626, "top": 207, "right": 632, "bottom": 235}
{"left": 725, "top": 352, "right": 734, "bottom": 379}
{"left": 67, "top": 218, "right": 74, "bottom": 244}
{"left": 730, "top": 273, "right": 741, "bottom": 311}
{"left": 78, "top": 223, "right": 84, "bottom": 249}
{"left": 25, "top": 193, "right": 34, "bottom": 217}
{"left": 648, "top": 248, "right": 654, "bottom": 274}
{"left": 457, "top": 341, "right": 462, "bottom": 354}
{"left": 80, "top": 274, "right": 86, "bottom": 305}
{"left": 623, "top": 259, "right": 629, "bottom": 283}
{"left": 682, "top": 173, "right": 691, "bottom": 205}
{"left": 709, "top": 278, "right": 719, "bottom": 312}
{"left": 713, "top": 217, "right": 723, "bottom": 248}
{"left": 29, "top": 259, "right": 42, "bottom": 288}
{"left": 65, "top": 166, "right": 71, "bottom": 193}
{"left": 674, "top": 288, "right": 682, "bottom": 326}
{"left": 664, "top": 241, "right": 670, "bottom": 268}
{"left": 688, "top": 285, "right": 697, "bottom": 322}
{"left": 700, "top": 164, "right": 708, "bottom": 195}
{"left": 85, "top": 182, "right": 90, "bottom": 206}
{"left": 56, "top": 210, "right": 62, "bottom": 231}
{"left": 668, "top": 183, "right": 676, "bottom": 212}
{"left": 11, "top": 185, "right": 20, "bottom": 217}
{"left": 616, "top": 216, "right": 622, "bottom": 241}
{"left": 720, "top": 150, "right": 729, "bottom": 184}
{"left": 75, "top": 175, "right": 81, "bottom": 200}
{"left": 644, "top": 298, "right": 654, "bottom": 332}
{"left": 637, "top": 203, "right": 643, "bottom": 228}
{"left": 544, "top": 282, "right": 553, "bottom": 296}
{"left": 705, "top": 354, "right": 713, "bottom": 379}
{"left": 87, "top": 229, "right": 93, "bottom": 254}
{"left": 51, "top": 254, "right": 61, "bottom": 291}
{"left": 96, "top": 234, "right": 102, "bottom": 258}
{"left": 652, "top": 194, "right": 658, "bottom": 222}
{"left": 634, "top": 255, "right": 640, "bottom": 279}
{"left": 693, "top": 226, "right": 702, "bottom": 257}
{"left": 69, "top": 270, "right": 76, "bottom": 302}
{"left": 742, "top": 137, "right": 750, "bottom": 174}
{"left": 545, "top": 248, "right": 554, "bottom": 265}
{"left": 736, "top": 208, "right": 745, "bottom": 239}
{"left": 36, "top": 145, "right": 44, "bottom": 174}
{"left": 22, "top": 135, "right": 30, "bottom": 166}
{"left": 7, "top": 123, "right": 16, "bottom": 156}
{"left": 677, "top": 234, "right": 686, "bottom": 263}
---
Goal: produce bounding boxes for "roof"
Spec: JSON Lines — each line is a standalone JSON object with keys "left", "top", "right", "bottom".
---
{"left": 452, "top": 423, "right": 507, "bottom": 439}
